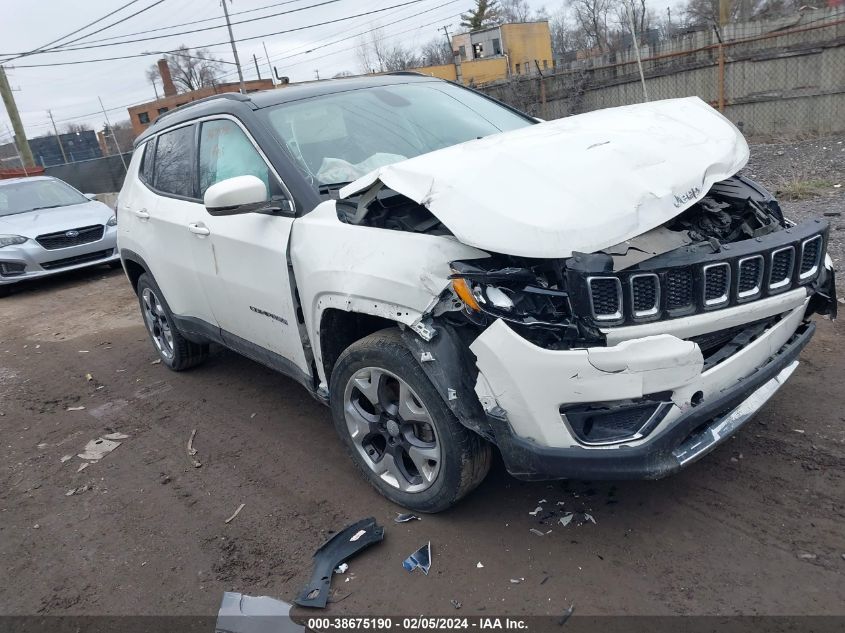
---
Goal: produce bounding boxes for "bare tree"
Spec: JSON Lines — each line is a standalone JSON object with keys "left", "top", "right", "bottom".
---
{"left": 100, "top": 120, "right": 136, "bottom": 155}
{"left": 568, "top": 0, "right": 612, "bottom": 52}
{"left": 63, "top": 122, "right": 92, "bottom": 134}
{"left": 678, "top": 0, "right": 823, "bottom": 27}
{"left": 146, "top": 45, "right": 224, "bottom": 93}
{"left": 357, "top": 28, "right": 420, "bottom": 73}
{"left": 501, "top": 0, "right": 532, "bottom": 22}
{"left": 420, "top": 37, "right": 453, "bottom": 66}
{"left": 460, "top": 0, "right": 502, "bottom": 30}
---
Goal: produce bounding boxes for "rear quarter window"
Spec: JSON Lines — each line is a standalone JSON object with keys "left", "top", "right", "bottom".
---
{"left": 140, "top": 140, "right": 156, "bottom": 184}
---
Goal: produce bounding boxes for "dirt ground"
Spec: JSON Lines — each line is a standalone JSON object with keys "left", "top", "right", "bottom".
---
{"left": 2, "top": 136, "right": 845, "bottom": 621}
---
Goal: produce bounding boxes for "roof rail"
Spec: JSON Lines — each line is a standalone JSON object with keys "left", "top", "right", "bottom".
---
{"left": 385, "top": 71, "right": 425, "bottom": 76}
{"left": 154, "top": 91, "right": 253, "bottom": 123}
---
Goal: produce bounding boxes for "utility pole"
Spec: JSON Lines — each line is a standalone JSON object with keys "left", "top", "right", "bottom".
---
{"left": 440, "top": 25, "right": 452, "bottom": 54}
{"left": 222, "top": 0, "right": 246, "bottom": 94}
{"left": 47, "top": 110, "right": 68, "bottom": 164}
{"left": 253, "top": 54, "right": 262, "bottom": 80}
{"left": 4, "top": 123, "right": 28, "bottom": 175}
{"left": 0, "top": 66, "right": 35, "bottom": 168}
{"left": 625, "top": 0, "right": 649, "bottom": 102}
{"left": 262, "top": 42, "right": 275, "bottom": 87}
{"left": 719, "top": 0, "right": 730, "bottom": 26}
{"left": 98, "top": 97, "right": 128, "bottom": 172}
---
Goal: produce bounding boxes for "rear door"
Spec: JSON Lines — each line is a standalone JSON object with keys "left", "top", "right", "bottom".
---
{"left": 189, "top": 116, "right": 309, "bottom": 376}
{"left": 138, "top": 124, "right": 216, "bottom": 325}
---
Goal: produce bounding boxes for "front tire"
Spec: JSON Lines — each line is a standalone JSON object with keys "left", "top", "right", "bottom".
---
{"left": 329, "top": 329, "right": 491, "bottom": 513}
{"left": 136, "top": 273, "right": 208, "bottom": 371}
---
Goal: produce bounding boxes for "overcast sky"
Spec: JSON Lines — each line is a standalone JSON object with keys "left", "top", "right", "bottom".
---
{"left": 0, "top": 0, "right": 677, "bottom": 142}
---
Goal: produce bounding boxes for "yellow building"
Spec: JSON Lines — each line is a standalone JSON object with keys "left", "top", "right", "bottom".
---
{"left": 413, "top": 21, "right": 554, "bottom": 86}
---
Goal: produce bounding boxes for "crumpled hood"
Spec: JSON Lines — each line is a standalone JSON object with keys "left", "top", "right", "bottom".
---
{"left": 339, "top": 97, "right": 749, "bottom": 258}
{"left": 0, "top": 200, "right": 113, "bottom": 238}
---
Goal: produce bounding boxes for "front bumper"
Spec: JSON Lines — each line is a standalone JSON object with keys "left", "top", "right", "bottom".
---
{"left": 483, "top": 323, "right": 811, "bottom": 479}
{"left": 470, "top": 288, "right": 818, "bottom": 480}
{"left": 0, "top": 226, "right": 118, "bottom": 286}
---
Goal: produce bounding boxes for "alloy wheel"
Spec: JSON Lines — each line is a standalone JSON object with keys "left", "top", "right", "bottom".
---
{"left": 141, "top": 287, "right": 175, "bottom": 360}
{"left": 343, "top": 367, "right": 441, "bottom": 493}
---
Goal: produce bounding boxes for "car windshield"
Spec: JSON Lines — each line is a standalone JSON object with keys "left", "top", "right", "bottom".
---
{"left": 0, "top": 179, "right": 89, "bottom": 217}
{"left": 259, "top": 81, "right": 533, "bottom": 187}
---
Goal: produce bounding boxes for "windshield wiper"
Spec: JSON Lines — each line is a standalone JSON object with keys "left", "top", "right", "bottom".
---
{"left": 27, "top": 204, "right": 65, "bottom": 211}
{"left": 318, "top": 181, "right": 351, "bottom": 195}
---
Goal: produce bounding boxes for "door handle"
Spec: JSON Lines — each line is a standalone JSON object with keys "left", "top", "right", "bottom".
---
{"left": 133, "top": 208, "right": 150, "bottom": 220}
{"left": 188, "top": 222, "right": 210, "bottom": 236}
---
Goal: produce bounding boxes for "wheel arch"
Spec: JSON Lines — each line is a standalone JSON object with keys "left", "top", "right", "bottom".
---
{"left": 119, "top": 249, "right": 151, "bottom": 294}
{"left": 318, "top": 308, "right": 400, "bottom": 389}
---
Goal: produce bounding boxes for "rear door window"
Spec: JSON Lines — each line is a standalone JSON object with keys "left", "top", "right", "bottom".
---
{"left": 153, "top": 125, "right": 195, "bottom": 198}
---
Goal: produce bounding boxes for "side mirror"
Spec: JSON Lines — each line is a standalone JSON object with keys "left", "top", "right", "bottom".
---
{"left": 204, "top": 175, "right": 269, "bottom": 216}
{"left": 84, "top": 193, "right": 98, "bottom": 200}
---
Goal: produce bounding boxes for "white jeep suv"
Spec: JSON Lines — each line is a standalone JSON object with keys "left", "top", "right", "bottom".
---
{"left": 117, "top": 75, "right": 836, "bottom": 512}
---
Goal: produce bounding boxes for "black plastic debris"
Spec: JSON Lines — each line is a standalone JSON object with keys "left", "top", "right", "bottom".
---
{"left": 295, "top": 517, "right": 385, "bottom": 609}
{"left": 215, "top": 592, "right": 304, "bottom": 633}
{"left": 402, "top": 541, "right": 432, "bottom": 575}
{"left": 394, "top": 513, "right": 421, "bottom": 523}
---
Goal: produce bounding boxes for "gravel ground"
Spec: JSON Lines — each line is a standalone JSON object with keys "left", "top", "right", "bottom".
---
{"left": 743, "top": 134, "right": 845, "bottom": 291}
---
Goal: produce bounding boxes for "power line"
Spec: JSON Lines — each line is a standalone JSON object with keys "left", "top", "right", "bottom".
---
{"left": 220, "top": 0, "right": 461, "bottom": 80}
{"left": 12, "top": 0, "right": 351, "bottom": 56}
{"left": 38, "top": 0, "right": 171, "bottom": 54}
{"left": 0, "top": 0, "right": 147, "bottom": 63}
{"left": 48, "top": 0, "right": 316, "bottom": 49}
{"left": 9, "top": 0, "right": 429, "bottom": 68}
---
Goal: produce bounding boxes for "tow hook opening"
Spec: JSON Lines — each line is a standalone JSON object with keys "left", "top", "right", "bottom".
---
{"left": 691, "top": 391, "right": 704, "bottom": 407}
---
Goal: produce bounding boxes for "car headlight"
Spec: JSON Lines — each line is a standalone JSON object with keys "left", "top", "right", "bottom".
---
{"left": 107, "top": 215, "right": 117, "bottom": 226}
{"left": 0, "top": 234, "right": 27, "bottom": 248}
{"left": 449, "top": 260, "right": 570, "bottom": 326}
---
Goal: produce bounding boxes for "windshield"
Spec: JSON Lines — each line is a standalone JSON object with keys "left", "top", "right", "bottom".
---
{"left": 260, "top": 82, "right": 533, "bottom": 187}
{"left": 0, "top": 179, "right": 89, "bottom": 217}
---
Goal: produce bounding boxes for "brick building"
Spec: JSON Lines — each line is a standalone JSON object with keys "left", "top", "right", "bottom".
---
{"left": 127, "top": 59, "right": 275, "bottom": 136}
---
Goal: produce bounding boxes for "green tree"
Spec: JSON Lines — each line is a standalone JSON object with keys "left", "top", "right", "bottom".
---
{"left": 460, "top": 0, "right": 502, "bottom": 30}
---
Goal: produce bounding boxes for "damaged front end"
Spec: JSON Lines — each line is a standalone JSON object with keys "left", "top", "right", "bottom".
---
{"left": 325, "top": 97, "right": 835, "bottom": 481}
{"left": 406, "top": 175, "right": 836, "bottom": 480}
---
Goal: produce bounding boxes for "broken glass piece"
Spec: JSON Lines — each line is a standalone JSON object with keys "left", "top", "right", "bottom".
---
{"left": 402, "top": 541, "right": 432, "bottom": 575}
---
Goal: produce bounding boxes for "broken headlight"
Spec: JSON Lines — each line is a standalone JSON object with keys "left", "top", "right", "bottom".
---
{"left": 449, "top": 260, "right": 571, "bottom": 327}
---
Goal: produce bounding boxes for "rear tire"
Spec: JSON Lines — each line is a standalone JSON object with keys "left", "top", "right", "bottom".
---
{"left": 329, "top": 328, "right": 491, "bottom": 513}
{"left": 136, "top": 273, "right": 208, "bottom": 371}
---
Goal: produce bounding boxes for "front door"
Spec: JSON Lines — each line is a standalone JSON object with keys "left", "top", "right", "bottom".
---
{"left": 187, "top": 117, "right": 309, "bottom": 377}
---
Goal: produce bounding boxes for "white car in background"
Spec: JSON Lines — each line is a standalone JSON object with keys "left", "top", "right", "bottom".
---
{"left": 0, "top": 176, "right": 119, "bottom": 297}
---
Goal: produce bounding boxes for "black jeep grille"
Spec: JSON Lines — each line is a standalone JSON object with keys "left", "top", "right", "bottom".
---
{"left": 770, "top": 247, "right": 794, "bottom": 287}
{"left": 631, "top": 275, "right": 658, "bottom": 312}
{"left": 800, "top": 236, "right": 821, "bottom": 276}
{"left": 704, "top": 264, "right": 730, "bottom": 303}
{"left": 574, "top": 220, "right": 827, "bottom": 326}
{"left": 588, "top": 277, "right": 621, "bottom": 318}
{"left": 737, "top": 256, "right": 763, "bottom": 295}
{"left": 665, "top": 268, "right": 694, "bottom": 309}
{"left": 36, "top": 225, "right": 104, "bottom": 250}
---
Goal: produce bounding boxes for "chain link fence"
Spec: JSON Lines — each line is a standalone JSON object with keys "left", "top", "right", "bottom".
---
{"left": 480, "top": 7, "right": 845, "bottom": 139}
